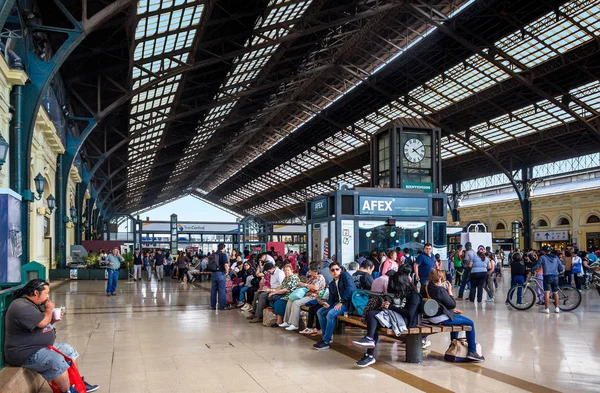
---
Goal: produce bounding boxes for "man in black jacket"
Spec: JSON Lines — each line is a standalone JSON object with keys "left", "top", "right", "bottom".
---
{"left": 132, "top": 249, "right": 143, "bottom": 281}
{"left": 313, "top": 262, "right": 357, "bottom": 350}
{"left": 505, "top": 253, "right": 527, "bottom": 305}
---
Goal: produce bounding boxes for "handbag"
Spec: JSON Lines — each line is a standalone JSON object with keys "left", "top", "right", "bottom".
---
{"left": 444, "top": 338, "right": 483, "bottom": 362}
{"left": 262, "top": 307, "right": 277, "bottom": 327}
{"left": 47, "top": 346, "right": 86, "bottom": 393}
{"left": 288, "top": 287, "right": 309, "bottom": 301}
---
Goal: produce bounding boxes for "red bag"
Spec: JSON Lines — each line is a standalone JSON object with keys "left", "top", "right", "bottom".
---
{"left": 47, "top": 346, "right": 87, "bottom": 393}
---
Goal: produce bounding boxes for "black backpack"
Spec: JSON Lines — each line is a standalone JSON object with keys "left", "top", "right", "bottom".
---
{"left": 207, "top": 253, "right": 219, "bottom": 272}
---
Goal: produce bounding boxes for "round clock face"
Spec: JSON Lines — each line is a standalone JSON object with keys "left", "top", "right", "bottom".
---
{"left": 404, "top": 138, "right": 425, "bottom": 163}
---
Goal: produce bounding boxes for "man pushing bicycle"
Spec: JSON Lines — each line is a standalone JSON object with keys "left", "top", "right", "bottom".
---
{"left": 530, "top": 246, "right": 565, "bottom": 314}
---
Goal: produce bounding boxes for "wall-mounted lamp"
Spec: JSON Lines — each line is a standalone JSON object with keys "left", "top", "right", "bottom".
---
{"left": 22, "top": 172, "right": 55, "bottom": 213}
{"left": 0, "top": 134, "right": 8, "bottom": 170}
{"left": 64, "top": 206, "right": 77, "bottom": 224}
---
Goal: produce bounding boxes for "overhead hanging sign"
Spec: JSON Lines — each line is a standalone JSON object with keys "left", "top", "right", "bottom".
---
{"left": 358, "top": 196, "right": 429, "bottom": 217}
{"left": 534, "top": 231, "right": 569, "bottom": 241}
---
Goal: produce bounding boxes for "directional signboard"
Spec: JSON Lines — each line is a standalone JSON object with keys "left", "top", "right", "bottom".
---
{"left": 533, "top": 230, "right": 569, "bottom": 241}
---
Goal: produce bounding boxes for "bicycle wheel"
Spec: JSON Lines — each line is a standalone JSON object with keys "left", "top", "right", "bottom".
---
{"left": 557, "top": 286, "right": 582, "bottom": 311}
{"left": 507, "top": 285, "right": 536, "bottom": 310}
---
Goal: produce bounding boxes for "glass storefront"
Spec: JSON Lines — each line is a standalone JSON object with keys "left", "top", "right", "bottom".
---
{"left": 358, "top": 220, "right": 426, "bottom": 256}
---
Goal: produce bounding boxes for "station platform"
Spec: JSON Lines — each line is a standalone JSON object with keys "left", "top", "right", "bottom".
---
{"left": 39, "top": 274, "right": 599, "bottom": 393}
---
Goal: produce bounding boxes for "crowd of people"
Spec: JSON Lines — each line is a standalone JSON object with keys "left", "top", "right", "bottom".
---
{"left": 201, "top": 242, "right": 485, "bottom": 367}
{"left": 8, "top": 241, "right": 597, "bottom": 393}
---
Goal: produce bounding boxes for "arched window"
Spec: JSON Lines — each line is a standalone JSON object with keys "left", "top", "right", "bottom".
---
{"left": 557, "top": 217, "right": 570, "bottom": 226}
{"left": 535, "top": 219, "right": 548, "bottom": 227}
{"left": 496, "top": 223, "right": 505, "bottom": 230}
{"left": 587, "top": 215, "right": 600, "bottom": 224}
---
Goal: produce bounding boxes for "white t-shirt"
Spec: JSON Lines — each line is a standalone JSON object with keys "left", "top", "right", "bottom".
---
{"left": 270, "top": 267, "right": 285, "bottom": 288}
{"left": 266, "top": 254, "right": 276, "bottom": 264}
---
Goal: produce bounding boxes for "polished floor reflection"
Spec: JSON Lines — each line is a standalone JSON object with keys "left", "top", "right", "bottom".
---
{"left": 39, "top": 273, "right": 600, "bottom": 393}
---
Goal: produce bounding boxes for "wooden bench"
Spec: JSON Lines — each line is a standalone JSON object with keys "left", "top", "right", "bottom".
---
{"left": 189, "top": 271, "right": 212, "bottom": 282}
{"left": 335, "top": 315, "right": 472, "bottom": 363}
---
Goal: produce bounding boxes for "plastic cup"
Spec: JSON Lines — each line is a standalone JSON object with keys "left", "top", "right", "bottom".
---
{"left": 343, "top": 312, "right": 349, "bottom": 317}
{"left": 52, "top": 308, "right": 62, "bottom": 321}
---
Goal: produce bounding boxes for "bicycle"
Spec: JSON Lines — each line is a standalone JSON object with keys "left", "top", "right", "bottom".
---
{"left": 507, "top": 273, "right": 582, "bottom": 311}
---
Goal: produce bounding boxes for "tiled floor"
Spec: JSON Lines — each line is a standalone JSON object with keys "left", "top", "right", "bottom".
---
{"left": 39, "top": 273, "right": 600, "bottom": 393}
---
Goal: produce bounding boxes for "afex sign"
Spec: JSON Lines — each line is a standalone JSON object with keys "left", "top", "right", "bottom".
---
{"left": 359, "top": 196, "right": 428, "bottom": 217}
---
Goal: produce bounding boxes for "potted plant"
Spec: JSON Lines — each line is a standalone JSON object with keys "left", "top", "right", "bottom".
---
{"left": 120, "top": 252, "right": 134, "bottom": 279}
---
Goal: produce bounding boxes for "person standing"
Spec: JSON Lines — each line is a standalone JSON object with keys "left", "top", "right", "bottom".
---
{"left": 467, "top": 250, "right": 490, "bottom": 303}
{"left": 531, "top": 246, "right": 564, "bottom": 313}
{"left": 505, "top": 253, "right": 527, "bottom": 305}
{"left": 154, "top": 249, "right": 165, "bottom": 281}
{"left": 178, "top": 251, "right": 189, "bottom": 283}
{"left": 106, "top": 247, "right": 123, "bottom": 296}
{"left": 132, "top": 249, "right": 143, "bottom": 281}
{"left": 210, "top": 243, "right": 230, "bottom": 310}
{"left": 451, "top": 245, "right": 464, "bottom": 287}
{"left": 414, "top": 243, "right": 436, "bottom": 297}
{"left": 484, "top": 254, "right": 496, "bottom": 302}
{"left": 143, "top": 251, "right": 153, "bottom": 281}
{"left": 457, "top": 242, "right": 476, "bottom": 300}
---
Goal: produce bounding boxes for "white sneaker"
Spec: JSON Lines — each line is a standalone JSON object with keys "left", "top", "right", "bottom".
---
{"left": 278, "top": 322, "right": 290, "bottom": 328}
{"left": 285, "top": 325, "right": 298, "bottom": 331}
{"left": 541, "top": 308, "right": 549, "bottom": 314}
{"left": 554, "top": 307, "right": 560, "bottom": 314}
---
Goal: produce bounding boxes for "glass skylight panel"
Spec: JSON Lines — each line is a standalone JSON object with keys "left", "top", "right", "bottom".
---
{"left": 210, "top": 0, "right": 599, "bottom": 194}
{"left": 128, "top": 1, "right": 204, "bottom": 201}
{"left": 168, "top": 0, "right": 316, "bottom": 185}
{"left": 497, "top": 0, "right": 600, "bottom": 69}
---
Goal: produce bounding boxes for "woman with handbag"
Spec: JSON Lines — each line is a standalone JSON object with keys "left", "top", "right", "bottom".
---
{"left": 280, "top": 263, "right": 326, "bottom": 331}
{"left": 352, "top": 265, "right": 421, "bottom": 367}
{"left": 271, "top": 264, "right": 300, "bottom": 326}
{"left": 427, "top": 269, "right": 484, "bottom": 362}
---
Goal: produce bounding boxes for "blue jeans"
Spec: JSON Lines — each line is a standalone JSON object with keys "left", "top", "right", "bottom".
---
{"left": 317, "top": 304, "right": 347, "bottom": 343}
{"left": 239, "top": 286, "right": 249, "bottom": 302}
{"left": 507, "top": 275, "right": 525, "bottom": 304}
{"left": 441, "top": 314, "right": 476, "bottom": 354}
{"left": 458, "top": 269, "right": 471, "bottom": 298}
{"left": 211, "top": 272, "right": 226, "bottom": 309}
{"left": 107, "top": 270, "right": 119, "bottom": 293}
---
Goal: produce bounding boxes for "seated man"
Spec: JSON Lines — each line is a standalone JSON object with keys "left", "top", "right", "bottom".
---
{"left": 313, "top": 262, "right": 357, "bottom": 350}
{"left": 4, "top": 279, "right": 99, "bottom": 393}
{"left": 352, "top": 260, "right": 375, "bottom": 290}
{"left": 186, "top": 257, "right": 203, "bottom": 282}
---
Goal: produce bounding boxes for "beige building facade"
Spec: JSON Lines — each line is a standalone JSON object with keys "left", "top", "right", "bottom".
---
{"left": 456, "top": 187, "right": 600, "bottom": 251}
{"left": 0, "top": 56, "right": 82, "bottom": 276}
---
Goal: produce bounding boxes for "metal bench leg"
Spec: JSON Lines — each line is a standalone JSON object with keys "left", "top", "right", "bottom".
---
{"left": 405, "top": 334, "right": 423, "bottom": 363}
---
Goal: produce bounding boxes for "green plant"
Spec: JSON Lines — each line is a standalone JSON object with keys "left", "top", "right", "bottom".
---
{"left": 85, "top": 252, "right": 99, "bottom": 267}
{"left": 54, "top": 253, "right": 62, "bottom": 269}
{"left": 122, "top": 252, "right": 133, "bottom": 271}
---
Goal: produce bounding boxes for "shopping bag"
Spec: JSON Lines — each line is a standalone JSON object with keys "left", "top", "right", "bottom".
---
{"left": 262, "top": 307, "right": 277, "bottom": 327}
{"left": 47, "top": 346, "right": 87, "bottom": 393}
{"left": 444, "top": 338, "right": 482, "bottom": 362}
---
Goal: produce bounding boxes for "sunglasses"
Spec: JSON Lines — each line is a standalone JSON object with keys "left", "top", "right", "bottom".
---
{"left": 330, "top": 268, "right": 341, "bottom": 272}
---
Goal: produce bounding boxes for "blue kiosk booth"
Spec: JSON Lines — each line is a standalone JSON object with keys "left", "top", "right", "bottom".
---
{"left": 306, "top": 119, "right": 447, "bottom": 266}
